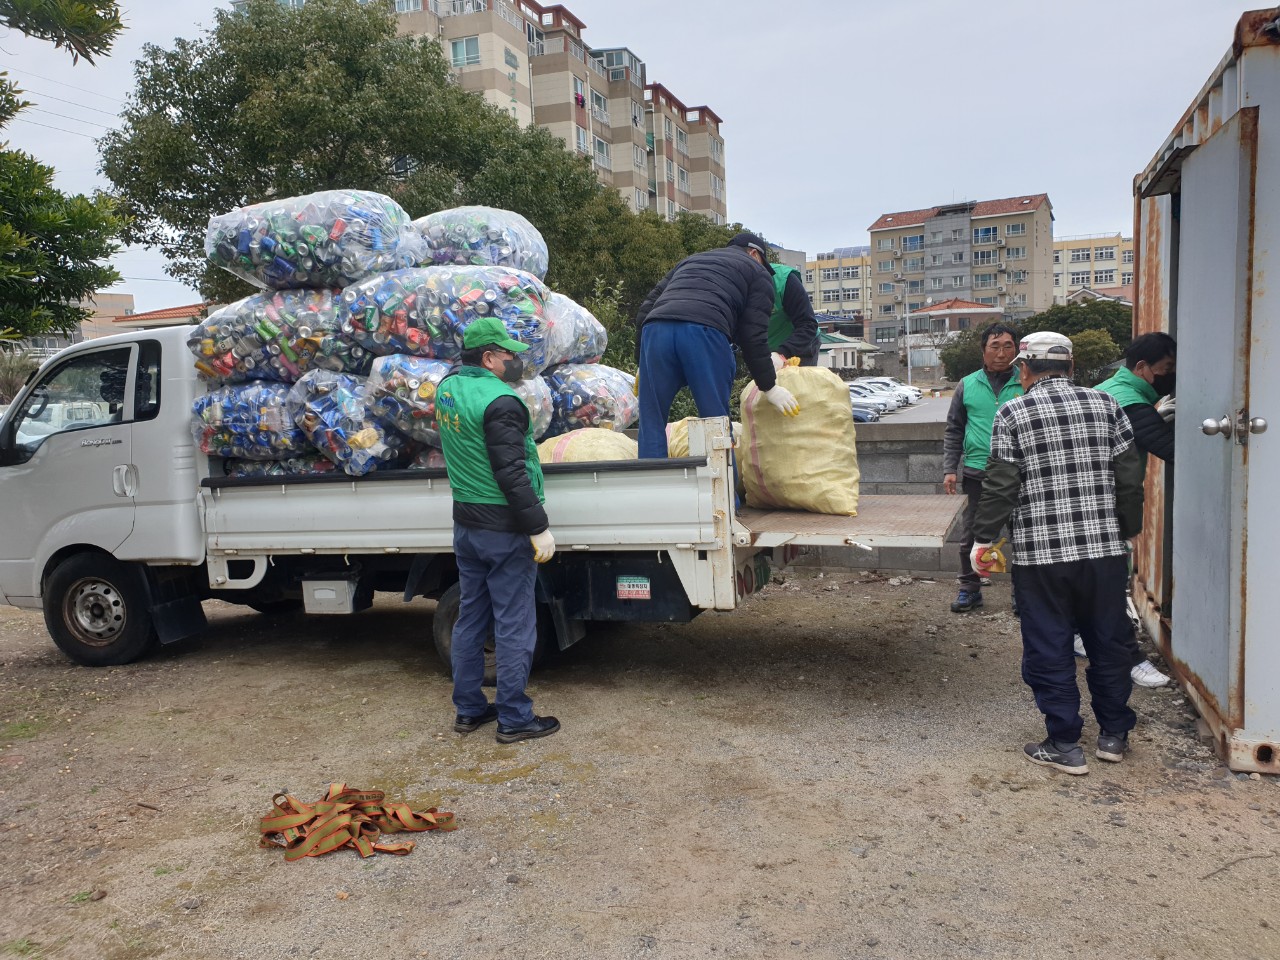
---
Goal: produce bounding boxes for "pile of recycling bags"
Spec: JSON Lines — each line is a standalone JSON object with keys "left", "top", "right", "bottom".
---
{"left": 191, "top": 193, "right": 631, "bottom": 477}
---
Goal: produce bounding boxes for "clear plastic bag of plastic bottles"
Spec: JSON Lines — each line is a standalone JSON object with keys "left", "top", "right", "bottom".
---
{"left": 407, "top": 447, "right": 447, "bottom": 470}
{"left": 512, "top": 373, "right": 553, "bottom": 439}
{"left": 222, "top": 455, "right": 339, "bottom": 479}
{"left": 205, "top": 190, "right": 424, "bottom": 290}
{"left": 286, "top": 371, "right": 414, "bottom": 476}
{"left": 186, "top": 290, "right": 371, "bottom": 384}
{"left": 541, "top": 292, "right": 608, "bottom": 368}
{"left": 543, "top": 363, "right": 639, "bottom": 437}
{"left": 363, "top": 355, "right": 453, "bottom": 445}
{"left": 191, "top": 382, "right": 310, "bottom": 460}
{"left": 342, "top": 266, "right": 548, "bottom": 374}
{"left": 414, "top": 206, "right": 549, "bottom": 280}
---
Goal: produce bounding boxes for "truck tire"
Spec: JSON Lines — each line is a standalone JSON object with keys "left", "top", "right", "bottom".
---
{"left": 431, "top": 582, "right": 547, "bottom": 685}
{"left": 43, "top": 554, "right": 158, "bottom": 667}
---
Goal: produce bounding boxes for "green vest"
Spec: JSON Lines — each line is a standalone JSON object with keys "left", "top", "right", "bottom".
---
{"left": 767, "top": 265, "right": 799, "bottom": 352}
{"left": 437, "top": 366, "right": 544, "bottom": 506}
{"left": 1095, "top": 365, "right": 1157, "bottom": 409}
{"left": 961, "top": 368, "right": 1024, "bottom": 471}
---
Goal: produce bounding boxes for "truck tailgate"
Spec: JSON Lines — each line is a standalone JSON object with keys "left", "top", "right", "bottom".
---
{"left": 735, "top": 495, "right": 963, "bottom": 549}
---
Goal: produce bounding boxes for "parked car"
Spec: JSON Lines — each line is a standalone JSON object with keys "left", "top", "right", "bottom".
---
{"left": 853, "top": 381, "right": 908, "bottom": 408}
{"left": 848, "top": 384, "right": 895, "bottom": 412}
{"left": 850, "top": 404, "right": 879, "bottom": 424}
{"left": 861, "top": 376, "right": 923, "bottom": 402}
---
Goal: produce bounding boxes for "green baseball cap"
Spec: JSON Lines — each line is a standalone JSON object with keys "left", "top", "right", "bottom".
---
{"left": 462, "top": 316, "right": 528, "bottom": 352}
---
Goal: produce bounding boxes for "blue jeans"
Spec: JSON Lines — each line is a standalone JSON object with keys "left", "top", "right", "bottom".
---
{"left": 451, "top": 525, "right": 537, "bottom": 727}
{"left": 1014, "top": 554, "right": 1136, "bottom": 743}
{"left": 637, "top": 320, "right": 737, "bottom": 459}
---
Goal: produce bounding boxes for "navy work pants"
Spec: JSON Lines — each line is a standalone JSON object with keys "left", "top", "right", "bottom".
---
{"left": 451, "top": 525, "right": 537, "bottom": 728}
{"left": 637, "top": 320, "right": 737, "bottom": 459}
{"left": 1013, "top": 554, "right": 1136, "bottom": 744}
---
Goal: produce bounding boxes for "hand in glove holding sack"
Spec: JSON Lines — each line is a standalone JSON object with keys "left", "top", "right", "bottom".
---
{"left": 770, "top": 352, "right": 786, "bottom": 372}
{"left": 1156, "top": 395, "right": 1175, "bottom": 422}
{"left": 764, "top": 384, "right": 801, "bottom": 417}
{"left": 530, "top": 529, "right": 556, "bottom": 563}
{"left": 970, "top": 538, "right": 1008, "bottom": 577}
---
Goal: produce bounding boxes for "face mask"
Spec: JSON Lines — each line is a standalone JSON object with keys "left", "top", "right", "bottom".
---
{"left": 499, "top": 357, "right": 524, "bottom": 383}
{"left": 1151, "top": 372, "right": 1176, "bottom": 397}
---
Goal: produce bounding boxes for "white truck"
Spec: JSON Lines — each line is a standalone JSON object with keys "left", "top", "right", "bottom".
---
{"left": 0, "top": 325, "right": 962, "bottom": 672}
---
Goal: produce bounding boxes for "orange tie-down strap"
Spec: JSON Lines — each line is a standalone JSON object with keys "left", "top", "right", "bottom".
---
{"left": 259, "top": 782, "right": 456, "bottom": 861}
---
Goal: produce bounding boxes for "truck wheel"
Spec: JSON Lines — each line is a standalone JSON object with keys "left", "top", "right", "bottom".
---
{"left": 246, "top": 598, "right": 303, "bottom": 615}
{"left": 43, "top": 554, "right": 158, "bottom": 667}
{"left": 432, "top": 583, "right": 547, "bottom": 685}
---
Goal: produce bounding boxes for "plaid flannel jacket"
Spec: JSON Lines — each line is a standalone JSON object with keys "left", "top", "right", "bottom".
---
{"left": 987, "top": 376, "right": 1135, "bottom": 565}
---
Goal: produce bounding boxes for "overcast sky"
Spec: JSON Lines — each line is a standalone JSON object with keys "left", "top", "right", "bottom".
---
{"left": 0, "top": 0, "right": 1251, "bottom": 311}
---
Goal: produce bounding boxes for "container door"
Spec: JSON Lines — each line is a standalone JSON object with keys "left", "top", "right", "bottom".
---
{"left": 1170, "top": 109, "right": 1256, "bottom": 728}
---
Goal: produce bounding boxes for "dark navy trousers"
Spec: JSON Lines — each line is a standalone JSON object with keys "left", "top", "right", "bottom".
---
{"left": 451, "top": 524, "right": 537, "bottom": 728}
{"left": 1013, "top": 554, "right": 1136, "bottom": 744}
{"left": 637, "top": 320, "right": 737, "bottom": 459}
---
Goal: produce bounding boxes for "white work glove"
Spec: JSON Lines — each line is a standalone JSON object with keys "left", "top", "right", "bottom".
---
{"left": 763, "top": 384, "right": 800, "bottom": 417}
{"left": 530, "top": 529, "right": 556, "bottom": 563}
{"left": 970, "top": 542, "right": 995, "bottom": 577}
{"left": 770, "top": 352, "right": 786, "bottom": 372}
{"left": 1156, "top": 395, "right": 1175, "bottom": 422}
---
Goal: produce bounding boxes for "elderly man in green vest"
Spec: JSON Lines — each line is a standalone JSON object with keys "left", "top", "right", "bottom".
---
{"left": 757, "top": 253, "right": 820, "bottom": 367}
{"left": 942, "top": 323, "right": 1022, "bottom": 613}
{"left": 437, "top": 317, "right": 560, "bottom": 744}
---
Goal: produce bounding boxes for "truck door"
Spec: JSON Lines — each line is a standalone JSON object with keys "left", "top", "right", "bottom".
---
{"left": 0, "top": 344, "right": 137, "bottom": 603}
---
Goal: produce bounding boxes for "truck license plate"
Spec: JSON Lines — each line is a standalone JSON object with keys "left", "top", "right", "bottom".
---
{"left": 616, "top": 576, "right": 651, "bottom": 600}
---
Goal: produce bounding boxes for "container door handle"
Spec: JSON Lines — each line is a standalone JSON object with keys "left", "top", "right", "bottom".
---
{"left": 1201, "top": 416, "right": 1234, "bottom": 438}
{"left": 112, "top": 464, "right": 136, "bottom": 498}
{"left": 1248, "top": 417, "right": 1268, "bottom": 435}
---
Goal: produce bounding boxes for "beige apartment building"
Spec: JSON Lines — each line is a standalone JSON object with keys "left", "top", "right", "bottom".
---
{"left": 865, "top": 194, "right": 1055, "bottom": 349}
{"left": 1052, "top": 233, "right": 1135, "bottom": 304}
{"left": 800, "top": 247, "right": 872, "bottom": 334}
{"left": 234, "top": 1, "right": 728, "bottom": 222}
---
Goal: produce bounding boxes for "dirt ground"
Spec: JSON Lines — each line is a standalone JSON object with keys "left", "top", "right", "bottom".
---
{"left": 1, "top": 572, "right": 1277, "bottom": 960}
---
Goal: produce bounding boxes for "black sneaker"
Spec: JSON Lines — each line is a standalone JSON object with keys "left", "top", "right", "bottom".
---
{"left": 1023, "top": 738, "right": 1089, "bottom": 775}
{"left": 1096, "top": 730, "right": 1131, "bottom": 763}
{"left": 496, "top": 715, "right": 561, "bottom": 744}
{"left": 453, "top": 704, "right": 499, "bottom": 733}
{"left": 950, "top": 588, "right": 983, "bottom": 613}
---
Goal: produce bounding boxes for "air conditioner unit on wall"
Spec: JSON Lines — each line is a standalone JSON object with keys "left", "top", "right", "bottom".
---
{"left": 997, "top": 285, "right": 1007, "bottom": 293}
{"left": 996, "top": 238, "right": 1006, "bottom": 247}
{"left": 997, "top": 262, "right": 1007, "bottom": 271}
{"left": 893, "top": 295, "right": 903, "bottom": 303}
{"left": 893, "top": 249, "right": 903, "bottom": 258}
{"left": 892, "top": 272, "right": 904, "bottom": 281}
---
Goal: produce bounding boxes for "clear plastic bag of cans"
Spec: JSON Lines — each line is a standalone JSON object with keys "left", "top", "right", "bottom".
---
{"left": 414, "top": 206, "right": 549, "bottom": 280}
{"left": 407, "top": 447, "right": 447, "bottom": 470}
{"left": 222, "top": 455, "right": 339, "bottom": 479}
{"left": 287, "top": 371, "right": 416, "bottom": 476}
{"left": 205, "top": 189, "right": 424, "bottom": 290}
{"left": 342, "top": 266, "right": 548, "bottom": 374}
{"left": 543, "top": 363, "right": 639, "bottom": 437}
{"left": 363, "top": 355, "right": 453, "bottom": 445}
{"left": 186, "top": 289, "right": 370, "bottom": 384}
{"left": 541, "top": 292, "right": 608, "bottom": 368}
{"left": 512, "top": 374, "right": 553, "bottom": 440}
{"left": 191, "top": 382, "right": 310, "bottom": 460}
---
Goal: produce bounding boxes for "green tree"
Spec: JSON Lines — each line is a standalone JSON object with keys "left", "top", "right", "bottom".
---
{"left": 1069, "top": 328, "right": 1121, "bottom": 387}
{"left": 0, "top": 1, "right": 124, "bottom": 340}
{"left": 1024, "top": 300, "right": 1133, "bottom": 350}
{"left": 938, "top": 326, "right": 1025, "bottom": 382}
{"left": 0, "top": 347, "right": 39, "bottom": 404}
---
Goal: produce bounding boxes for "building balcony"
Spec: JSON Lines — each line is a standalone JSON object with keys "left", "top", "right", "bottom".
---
{"left": 591, "top": 105, "right": 611, "bottom": 125}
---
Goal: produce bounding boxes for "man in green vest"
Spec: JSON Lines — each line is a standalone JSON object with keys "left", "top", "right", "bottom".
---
{"left": 942, "top": 323, "right": 1022, "bottom": 613}
{"left": 437, "top": 316, "right": 559, "bottom": 744}
{"left": 764, "top": 260, "right": 820, "bottom": 368}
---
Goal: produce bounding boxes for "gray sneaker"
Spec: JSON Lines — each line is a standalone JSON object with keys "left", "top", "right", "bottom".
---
{"left": 1023, "top": 738, "right": 1089, "bottom": 775}
{"left": 1096, "top": 730, "right": 1131, "bottom": 763}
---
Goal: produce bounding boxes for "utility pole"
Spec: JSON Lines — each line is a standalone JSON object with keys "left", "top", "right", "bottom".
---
{"left": 898, "top": 279, "right": 913, "bottom": 386}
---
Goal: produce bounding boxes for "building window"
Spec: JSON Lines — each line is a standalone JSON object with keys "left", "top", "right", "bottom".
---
{"left": 633, "top": 144, "right": 645, "bottom": 169}
{"left": 1095, "top": 246, "right": 1116, "bottom": 261}
{"left": 841, "top": 265, "right": 860, "bottom": 280}
{"left": 1070, "top": 248, "right": 1091, "bottom": 262}
{"left": 1009, "top": 270, "right": 1028, "bottom": 283}
{"left": 634, "top": 189, "right": 646, "bottom": 210}
{"left": 1054, "top": 273, "right": 1062, "bottom": 287}
{"left": 952, "top": 251, "right": 964, "bottom": 263}
{"left": 590, "top": 90, "right": 609, "bottom": 123}
{"left": 1122, "top": 249, "right": 1134, "bottom": 264}
{"left": 821, "top": 267, "right": 840, "bottom": 281}
{"left": 1122, "top": 271, "right": 1134, "bottom": 285}
{"left": 902, "top": 256, "right": 923, "bottom": 272}
{"left": 874, "top": 325, "right": 897, "bottom": 341}
{"left": 1006, "top": 222, "right": 1026, "bottom": 236}
{"left": 931, "top": 255, "right": 942, "bottom": 266}
{"left": 952, "top": 276, "right": 964, "bottom": 288}
{"left": 976, "top": 296, "right": 998, "bottom": 305}
{"left": 1094, "top": 269, "right": 1116, "bottom": 285}
{"left": 677, "top": 166, "right": 688, "bottom": 193}
{"left": 1007, "top": 293, "right": 1027, "bottom": 306}
{"left": 902, "top": 234, "right": 925, "bottom": 252}
{"left": 973, "top": 249, "right": 997, "bottom": 266}
{"left": 804, "top": 269, "right": 814, "bottom": 283}
{"left": 667, "top": 199, "right": 675, "bottom": 219}
{"left": 822, "top": 290, "right": 841, "bottom": 303}
{"left": 664, "top": 116, "right": 673, "bottom": 140}
{"left": 878, "top": 305, "right": 896, "bottom": 317}
{"left": 711, "top": 138, "right": 723, "bottom": 163}
{"left": 575, "top": 125, "right": 589, "bottom": 154}
{"left": 907, "top": 280, "right": 923, "bottom": 294}
{"left": 877, "top": 259, "right": 893, "bottom": 273}
{"left": 1053, "top": 250, "right": 1061, "bottom": 264}
{"left": 395, "top": 0, "right": 423, "bottom": 11}
{"left": 843, "top": 289, "right": 860, "bottom": 301}
{"left": 665, "top": 158, "right": 674, "bottom": 182}
{"left": 1070, "top": 270, "right": 1091, "bottom": 285}
{"left": 711, "top": 174, "right": 723, "bottom": 200}
{"left": 675, "top": 128, "right": 688, "bottom": 155}
{"left": 631, "top": 100, "right": 643, "bottom": 127}
{"left": 1005, "top": 246, "right": 1026, "bottom": 260}
{"left": 973, "top": 226, "right": 999, "bottom": 245}
{"left": 930, "top": 277, "right": 944, "bottom": 290}
{"left": 973, "top": 273, "right": 996, "bottom": 289}
{"left": 450, "top": 36, "right": 480, "bottom": 67}
{"left": 593, "top": 137, "right": 610, "bottom": 169}
{"left": 877, "top": 282, "right": 895, "bottom": 294}
{"left": 877, "top": 237, "right": 895, "bottom": 251}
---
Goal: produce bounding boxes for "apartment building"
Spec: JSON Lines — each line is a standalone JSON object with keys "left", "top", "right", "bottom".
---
{"left": 801, "top": 246, "right": 872, "bottom": 335}
{"left": 1052, "top": 233, "right": 1135, "bottom": 304}
{"left": 865, "top": 194, "right": 1055, "bottom": 349}
{"left": 233, "top": 1, "right": 727, "bottom": 222}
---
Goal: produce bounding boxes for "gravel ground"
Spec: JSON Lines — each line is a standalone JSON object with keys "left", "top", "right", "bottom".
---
{"left": 1, "top": 571, "right": 1277, "bottom": 960}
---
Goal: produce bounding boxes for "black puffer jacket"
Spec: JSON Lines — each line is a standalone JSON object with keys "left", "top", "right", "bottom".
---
{"left": 634, "top": 246, "right": 777, "bottom": 392}
{"left": 1121, "top": 402, "right": 1175, "bottom": 463}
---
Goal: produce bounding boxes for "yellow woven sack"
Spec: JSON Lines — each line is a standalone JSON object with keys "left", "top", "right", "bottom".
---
{"left": 739, "top": 366, "right": 860, "bottom": 516}
{"left": 665, "top": 418, "right": 741, "bottom": 458}
{"left": 538, "top": 428, "right": 638, "bottom": 464}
